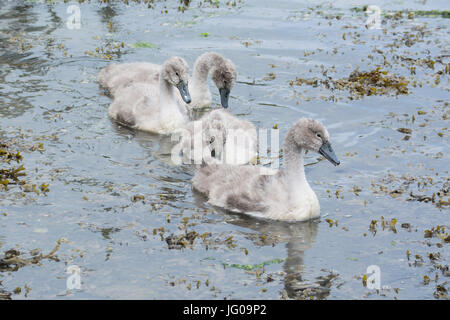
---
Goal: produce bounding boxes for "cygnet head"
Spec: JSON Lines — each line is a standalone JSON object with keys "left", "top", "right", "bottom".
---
{"left": 288, "top": 118, "right": 340, "bottom": 166}
{"left": 210, "top": 58, "right": 237, "bottom": 109}
{"left": 161, "top": 57, "right": 192, "bottom": 104}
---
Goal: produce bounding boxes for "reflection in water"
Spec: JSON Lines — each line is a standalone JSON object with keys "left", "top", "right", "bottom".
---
{"left": 283, "top": 229, "right": 337, "bottom": 300}
{"left": 194, "top": 191, "right": 336, "bottom": 299}
{"left": 230, "top": 216, "right": 332, "bottom": 299}
{"left": 97, "top": 4, "right": 118, "bottom": 27}
{"left": 0, "top": 2, "right": 49, "bottom": 118}
{"left": 109, "top": 120, "right": 181, "bottom": 167}
{"left": 109, "top": 120, "right": 195, "bottom": 209}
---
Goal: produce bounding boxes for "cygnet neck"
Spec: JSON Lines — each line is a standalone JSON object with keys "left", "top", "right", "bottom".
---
{"left": 159, "top": 72, "right": 182, "bottom": 119}
{"left": 282, "top": 130, "right": 307, "bottom": 189}
{"left": 191, "top": 53, "right": 222, "bottom": 93}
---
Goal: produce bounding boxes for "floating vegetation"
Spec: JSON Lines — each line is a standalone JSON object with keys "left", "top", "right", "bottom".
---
{"left": 393, "top": 56, "right": 437, "bottom": 70}
{"left": 0, "top": 144, "right": 25, "bottom": 192}
{"left": 333, "top": 68, "right": 409, "bottom": 96}
{"left": 0, "top": 286, "right": 10, "bottom": 300}
{"left": 85, "top": 41, "right": 125, "bottom": 60}
{"left": 285, "top": 270, "right": 339, "bottom": 300}
{"left": 223, "top": 258, "right": 284, "bottom": 271}
{"left": 434, "top": 283, "right": 449, "bottom": 299}
{"left": 405, "top": 224, "right": 450, "bottom": 299}
{"left": 24, "top": 0, "right": 243, "bottom": 13}
{"left": 325, "top": 218, "right": 338, "bottom": 227}
{"left": 397, "top": 128, "right": 412, "bottom": 134}
{"left": 165, "top": 230, "right": 200, "bottom": 249}
{"left": 153, "top": 220, "right": 243, "bottom": 251}
{"left": 351, "top": 7, "right": 450, "bottom": 19}
{"left": 368, "top": 217, "right": 398, "bottom": 236}
{"left": 131, "top": 194, "right": 145, "bottom": 202}
{"left": 0, "top": 141, "right": 50, "bottom": 195}
{"left": 0, "top": 239, "right": 65, "bottom": 298}
{"left": 371, "top": 174, "right": 449, "bottom": 209}
{"left": 424, "top": 225, "right": 449, "bottom": 243}
{"left": 263, "top": 72, "right": 276, "bottom": 81}
{"left": 129, "top": 41, "right": 158, "bottom": 49}
{"left": 0, "top": 145, "right": 23, "bottom": 164}
{"left": 78, "top": 223, "right": 121, "bottom": 241}
{"left": 241, "top": 38, "right": 262, "bottom": 47}
{"left": 411, "top": 10, "right": 450, "bottom": 18}
{"left": 164, "top": 274, "right": 221, "bottom": 296}
{"left": 290, "top": 67, "right": 409, "bottom": 99}
{"left": 0, "top": 239, "right": 65, "bottom": 272}
{"left": 0, "top": 164, "right": 25, "bottom": 191}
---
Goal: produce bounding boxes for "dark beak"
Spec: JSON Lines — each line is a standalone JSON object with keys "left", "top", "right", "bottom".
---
{"left": 319, "top": 141, "right": 340, "bottom": 166}
{"left": 176, "top": 81, "right": 191, "bottom": 104}
{"left": 219, "top": 88, "right": 230, "bottom": 108}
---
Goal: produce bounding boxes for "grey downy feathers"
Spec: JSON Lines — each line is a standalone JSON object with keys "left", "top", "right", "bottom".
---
{"left": 192, "top": 118, "right": 340, "bottom": 221}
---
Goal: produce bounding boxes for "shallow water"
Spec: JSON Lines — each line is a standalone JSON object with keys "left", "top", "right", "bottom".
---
{"left": 0, "top": 0, "right": 449, "bottom": 299}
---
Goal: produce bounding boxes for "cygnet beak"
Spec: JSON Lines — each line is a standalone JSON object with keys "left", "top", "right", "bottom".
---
{"left": 177, "top": 81, "right": 192, "bottom": 104}
{"left": 319, "top": 141, "right": 340, "bottom": 166}
{"left": 219, "top": 88, "right": 230, "bottom": 108}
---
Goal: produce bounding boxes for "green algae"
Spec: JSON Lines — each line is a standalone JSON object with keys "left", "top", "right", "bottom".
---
{"left": 223, "top": 258, "right": 284, "bottom": 271}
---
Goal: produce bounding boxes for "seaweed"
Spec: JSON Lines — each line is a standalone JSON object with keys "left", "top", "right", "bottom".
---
{"left": 351, "top": 7, "right": 450, "bottom": 19}
{"left": 0, "top": 239, "right": 64, "bottom": 272}
{"left": 0, "top": 143, "right": 26, "bottom": 192}
{"left": 290, "top": 67, "right": 409, "bottom": 99}
{"left": 223, "top": 258, "right": 284, "bottom": 271}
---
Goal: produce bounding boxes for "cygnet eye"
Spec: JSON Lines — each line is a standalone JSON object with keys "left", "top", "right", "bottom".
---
{"left": 316, "top": 132, "right": 322, "bottom": 138}
{"left": 175, "top": 72, "right": 179, "bottom": 77}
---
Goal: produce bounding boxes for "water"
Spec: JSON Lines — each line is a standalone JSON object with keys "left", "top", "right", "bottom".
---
{"left": 0, "top": 0, "right": 448, "bottom": 299}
